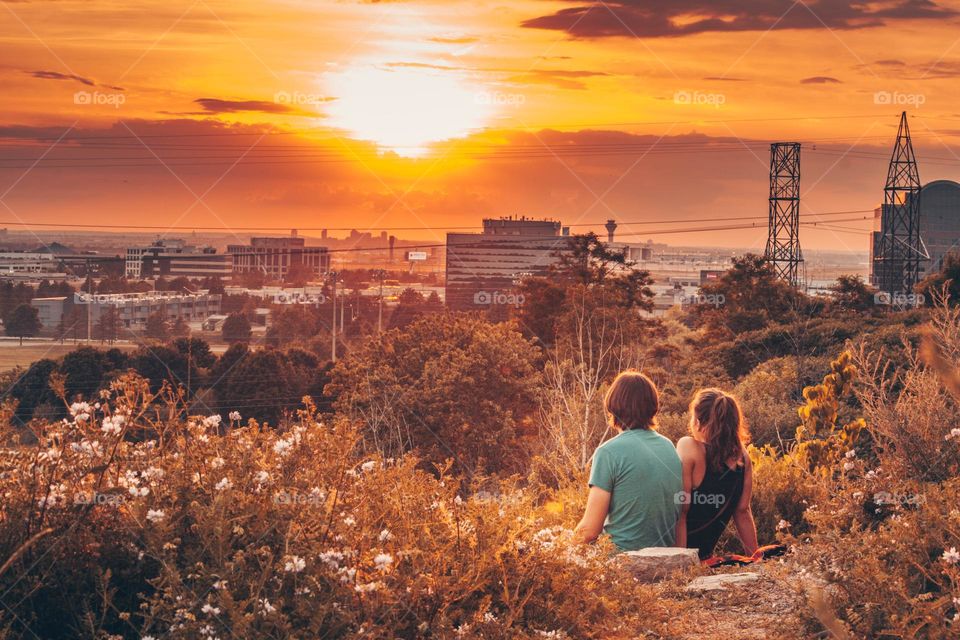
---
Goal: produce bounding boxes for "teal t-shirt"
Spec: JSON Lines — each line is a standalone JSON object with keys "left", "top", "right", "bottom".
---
{"left": 588, "top": 429, "right": 683, "bottom": 551}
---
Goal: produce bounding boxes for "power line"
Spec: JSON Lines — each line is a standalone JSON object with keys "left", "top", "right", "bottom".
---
{"left": 0, "top": 209, "right": 875, "bottom": 235}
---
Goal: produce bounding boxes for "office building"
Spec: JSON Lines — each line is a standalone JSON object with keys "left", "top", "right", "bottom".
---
{"left": 445, "top": 216, "right": 570, "bottom": 311}
{"left": 31, "top": 291, "right": 221, "bottom": 333}
{"left": 227, "top": 236, "right": 330, "bottom": 280}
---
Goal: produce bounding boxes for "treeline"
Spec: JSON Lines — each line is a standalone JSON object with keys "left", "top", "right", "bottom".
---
{"left": 4, "top": 338, "right": 331, "bottom": 428}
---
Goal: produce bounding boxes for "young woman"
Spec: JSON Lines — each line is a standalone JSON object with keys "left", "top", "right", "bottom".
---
{"left": 575, "top": 371, "right": 683, "bottom": 551}
{"left": 675, "top": 389, "right": 758, "bottom": 560}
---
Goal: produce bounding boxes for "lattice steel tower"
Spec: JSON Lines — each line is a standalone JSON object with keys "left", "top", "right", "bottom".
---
{"left": 765, "top": 142, "right": 803, "bottom": 286}
{"left": 874, "top": 111, "right": 926, "bottom": 300}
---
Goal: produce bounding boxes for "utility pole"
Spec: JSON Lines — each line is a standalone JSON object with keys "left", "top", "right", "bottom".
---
{"left": 875, "top": 111, "right": 926, "bottom": 305}
{"left": 328, "top": 270, "right": 338, "bottom": 362}
{"left": 373, "top": 269, "right": 386, "bottom": 333}
{"left": 765, "top": 142, "right": 804, "bottom": 287}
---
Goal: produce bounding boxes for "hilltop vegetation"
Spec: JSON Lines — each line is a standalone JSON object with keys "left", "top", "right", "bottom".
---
{"left": 2, "top": 250, "right": 960, "bottom": 638}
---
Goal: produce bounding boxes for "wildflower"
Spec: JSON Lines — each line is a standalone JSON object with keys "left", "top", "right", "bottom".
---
{"left": 273, "top": 439, "right": 293, "bottom": 457}
{"left": 948, "top": 428, "right": 960, "bottom": 441}
{"left": 343, "top": 516, "right": 356, "bottom": 527}
{"left": 129, "top": 486, "right": 150, "bottom": 498}
{"left": 215, "top": 477, "right": 233, "bottom": 492}
{"left": 142, "top": 466, "right": 164, "bottom": 482}
{"left": 354, "top": 581, "right": 382, "bottom": 593}
{"left": 776, "top": 519, "right": 790, "bottom": 531}
{"left": 284, "top": 556, "right": 306, "bottom": 573}
{"left": 374, "top": 553, "right": 393, "bottom": 571}
{"left": 101, "top": 415, "right": 125, "bottom": 436}
{"left": 258, "top": 598, "right": 276, "bottom": 614}
{"left": 203, "top": 415, "right": 222, "bottom": 429}
{"left": 379, "top": 528, "right": 393, "bottom": 542}
{"left": 844, "top": 449, "right": 856, "bottom": 459}
{"left": 212, "top": 580, "right": 227, "bottom": 590}
{"left": 210, "top": 457, "right": 225, "bottom": 470}
{"left": 37, "top": 484, "right": 67, "bottom": 509}
{"left": 843, "top": 462, "right": 855, "bottom": 471}
{"left": 146, "top": 509, "right": 166, "bottom": 523}
{"left": 360, "top": 460, "right": 377, "bottom": 473}
{"left": 201, "top": 603, "right": 220, "bottom": 615}
{"left": 254, "top": 470, "right": 270, "bottom": 484}
{"left": 229, "top": 411, "right": 242, "bottom": 422}
{"left": 943, "top": 547, "right": 960, "bottom": 564}
{"left": 454, "top": 495, "right": 463, "bottom": 506}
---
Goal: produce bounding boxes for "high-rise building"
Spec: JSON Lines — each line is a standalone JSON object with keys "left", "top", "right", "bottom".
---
{"left": 445, "top": 216, "right": 569, "bottom": 311}
{"left": 227, "top": 236, "right": 330, "bottom": 280}
{"left": 870, "top": 179, "right": 960, "bottom": 287}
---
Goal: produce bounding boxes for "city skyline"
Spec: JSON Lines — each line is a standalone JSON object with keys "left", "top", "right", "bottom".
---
{"left": 3, "top": 1, "right": 960, "bottom": 251}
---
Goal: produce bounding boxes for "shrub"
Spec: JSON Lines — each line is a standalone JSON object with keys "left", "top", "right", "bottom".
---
{"left": 0, "top": 374, "right": 667, "bottom": 639}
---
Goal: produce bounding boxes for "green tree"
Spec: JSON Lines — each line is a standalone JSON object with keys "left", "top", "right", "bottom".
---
{"left": 5, "top": 304, "right": 41, "bottom": 344}
{"left": 144, "top": 311, "right": 170, "bottom": 341}
{"left": 689, "top": 253, "right": 806, "bottom": 335}
{"left": 171, "top": 316, "right": 190, "bottom": 338}
{"left": 917, "top": 252, "right": 960, "bottom": 305}
{"left": 265, "top": 306, "right": 319, "bottom": 347}
{"left": 829, "top": 275, "right": 877, "bottom": 314}
{"left": 217, "top": 349, "right": 297, "bottom": 425}
{"left": 222, "top": 313, "right": 252, "bottom": 344}
{"left": 327, "top": 314, "right": 541, "bottom": 477}
{"left": 96, "top": 307, "right": 122, "bottom": 343}
{"left": 60, "top": 346, "right": 107, "bottom": 400}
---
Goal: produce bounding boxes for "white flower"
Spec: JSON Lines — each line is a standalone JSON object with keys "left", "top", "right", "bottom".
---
{"left": 201, "top": 603, "right": 220, "bottom": 615}
{"left": 129, "top": 486, "right": 150, "bottom": 498}
{"left": 210, "top": 457, "right": 225, "bottom": 470}
{"left": 354, "top": 581, "right": 382, "bottom": 593}
{"left": 146, "top": 509, "right": 166, "bottom": 523}
{"left": 212, "top": 580, "right": 227, "bottom": 590}
{"left": 258, "top": 598, "right": 276, "bottom": 614}
{"left": 284, "top": 556, "right": 306, "bottom": 573}
{"left": 273, "top": 439, "right": 293, "bottom": 457}
{"left": 254, "top": 470, "right": 270, "bottom": 484}
{"left": 454, "top": 495, "right": 463, "bottom": 506}
{"left": 843, "top": 462, "right": 855, "bottom": 471}
{"left": 378, "top": 529, "right": 393, "bottom": 542}
{"left": 229, "top": 411, "right": 242, "bottom": 422}
{"left": 360, "top": 461, "right": 377, "bottom": 473}
{"left": 343, "top": 516, "right": 356, "bottom": 527}
{"left": 203, "top": 415, "right": 222, "bottom": 429}
{"left": 776, "top": 519, "right": 790, "bottom": 531}
{"left": 844, "top": 449, "right": 856, "bottom": 459}
{"left": 374, "top": 553, "right": 393, "bottom": 571}
{"left": 100, "top": 414, "right": 125, "bottom": 436}
{"left": 947, "top": 428, "right": 960, "bottom": 441}
{"left": 215, "top": 477, "right": 233, "bottom": 492}
{"left": 943, "top": 547, "right": 960, "bottom": 564}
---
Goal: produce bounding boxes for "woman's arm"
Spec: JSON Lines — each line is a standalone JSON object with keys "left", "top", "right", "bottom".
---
{"left": 574, "top": 486, "right": 611, "bottom": 544}
{"left": 732, "top": 448, "right": 759, "bottom": 555}
{"left": 675, "top": 437, "right": 697, "bottom": 548}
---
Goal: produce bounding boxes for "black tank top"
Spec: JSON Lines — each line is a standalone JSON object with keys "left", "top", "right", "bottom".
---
{"left": 687, "top": 451, "right": 745, "bottom": 560}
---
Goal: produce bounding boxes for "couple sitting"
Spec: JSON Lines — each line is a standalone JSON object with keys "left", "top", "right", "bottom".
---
{"left": 575, "top": 371, "right": 758, "bottom": 560}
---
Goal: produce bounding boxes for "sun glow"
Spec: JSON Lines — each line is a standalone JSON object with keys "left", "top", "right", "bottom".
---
{"left": 324, "top": 64, "right": 493, "bottom": 156}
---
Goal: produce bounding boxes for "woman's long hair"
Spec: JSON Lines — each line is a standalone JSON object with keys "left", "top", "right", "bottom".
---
{"left": 689, "top": 388, "right": 750, "bottom": 472}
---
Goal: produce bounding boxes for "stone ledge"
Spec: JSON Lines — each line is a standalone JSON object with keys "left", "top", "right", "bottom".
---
{"left": 615, "top": 546, "right": 701, "bottom": 582}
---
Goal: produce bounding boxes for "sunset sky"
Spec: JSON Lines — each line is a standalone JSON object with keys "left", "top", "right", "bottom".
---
{"left": 4, "top": 0, "right": 960, "bottom": 251}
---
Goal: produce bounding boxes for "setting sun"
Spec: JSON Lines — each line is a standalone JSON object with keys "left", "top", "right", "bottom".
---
{"left": 324, "top": 64, "right": 493, "bottom": 156}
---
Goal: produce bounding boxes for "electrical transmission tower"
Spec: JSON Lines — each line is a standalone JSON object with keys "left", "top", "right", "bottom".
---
{"left": 874, "top": 111, "right": 926, "bottom": 303}
{"left": 765, "top": 142, "right": 803, "bottom": 287}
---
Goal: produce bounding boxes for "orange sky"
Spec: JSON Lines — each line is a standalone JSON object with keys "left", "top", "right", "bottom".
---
{"left": 3, "top": 0, "right": 960, "bottom": 251}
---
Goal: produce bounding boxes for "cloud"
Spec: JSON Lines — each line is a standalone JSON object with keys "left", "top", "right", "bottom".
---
{"left": 193, "top": 98, "right": 305, "bottom": 115}
{"left": 801, "top": 76, "right": 842, "bottom": 84}
{"left": 29, "top": 70, "right": 95, "bottom": 86}
{"left": 521, "top": 0, "right": 957, "bottom": 39}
